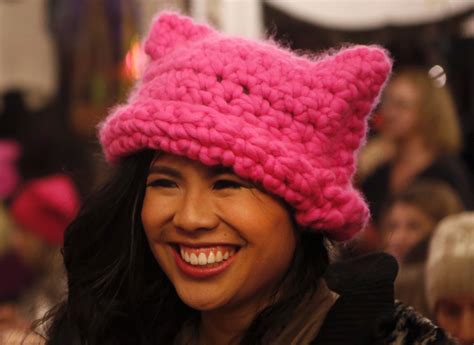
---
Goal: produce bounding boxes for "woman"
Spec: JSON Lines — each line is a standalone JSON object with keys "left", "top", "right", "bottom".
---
{"left": 380, "top": 180, "right": 463, "bottom": 318}
{"left": 381, "top": 180, "right": 462, "bottom": 262}
{"left": 426, "top": 212, "right": 474, "bottom": 345}
{"left": 42, "top": 12, "right": 454, "bottom": 345}
{"left": 361, "top": 67, "right": 474, "bottom": 224}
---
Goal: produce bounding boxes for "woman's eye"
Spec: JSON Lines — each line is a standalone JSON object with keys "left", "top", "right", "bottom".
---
{"left": 213, "top": 180, "right": 244, "bottom": 190}
{"left": 146, "top": 179, "right": 177, "bottom": 188}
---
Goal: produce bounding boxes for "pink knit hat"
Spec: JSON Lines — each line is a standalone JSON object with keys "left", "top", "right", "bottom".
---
{"left": 99, "top": 12, "right": 392, "bottom": 241}
{"left": 10, "top": 174, "right": 80, "bottom": 246}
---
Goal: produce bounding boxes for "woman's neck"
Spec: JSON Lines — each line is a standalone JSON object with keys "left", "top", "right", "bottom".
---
{"left": 390, "top": 135, "right": 436, "bottom": 192}
{"left": 394, "top": 135, "right": 435, "bottom": 164}
{"left": 198, "top": 296, "right": 269, "bottom": 345}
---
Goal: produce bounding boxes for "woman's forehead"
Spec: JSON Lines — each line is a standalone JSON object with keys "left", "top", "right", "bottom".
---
{"left": 150, "top": 152, "right": 235, "bottom": 177}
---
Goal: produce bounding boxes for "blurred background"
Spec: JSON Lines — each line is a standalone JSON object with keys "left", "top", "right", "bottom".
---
{"left": 1, "top": 0, "right": 473, "bottom": 343}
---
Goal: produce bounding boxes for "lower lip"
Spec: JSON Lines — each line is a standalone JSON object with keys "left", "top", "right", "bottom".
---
{"left": 172, "top": 248, "right": 238, "bottom": 279}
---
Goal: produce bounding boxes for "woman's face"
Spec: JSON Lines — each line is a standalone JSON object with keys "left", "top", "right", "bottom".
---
{"left": 436, "top": 295, "right": 474, "bottom": 345}
{"left": 382, "top": 201, "right": 434, "bottom": 261}
{"left": 141, "top": 153, "right": 297, "bottom": 313}
{"left": 381, "top": 76, "right": 420, "bottom": 141}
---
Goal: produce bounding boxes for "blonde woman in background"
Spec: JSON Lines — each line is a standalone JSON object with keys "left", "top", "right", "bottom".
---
{"left": 361, "top": 67, "right": 473, "bottom": 226}
{"left": 426, "top": 212, "right": 474, "bottom": 345}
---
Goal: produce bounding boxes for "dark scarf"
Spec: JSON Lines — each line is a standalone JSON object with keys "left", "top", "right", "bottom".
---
{"left": 312, "top": 252, "right": 455, "bottom": 345}
{"left": 313, "top": 252, "right": 398, "bottom": 344}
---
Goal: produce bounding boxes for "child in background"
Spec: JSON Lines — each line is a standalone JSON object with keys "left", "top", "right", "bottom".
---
{"left": 426, "top": 212, "right": 474, "bottom": 345}
{"left": 381, "top": 180, "right": 462, "bottom": 261}
{"left": 380, "top": 180, "right": 463, "bottom": 318}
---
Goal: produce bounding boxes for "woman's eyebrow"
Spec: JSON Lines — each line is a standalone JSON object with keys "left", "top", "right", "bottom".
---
{"left": 147, "top": 165, "right": 182, "bottom": 179}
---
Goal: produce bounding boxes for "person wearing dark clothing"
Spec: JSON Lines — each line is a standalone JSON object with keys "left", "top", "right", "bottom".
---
{"left": 363, "top": 155, "right": 473, "bottom": 224}
{"left": 361, "top": 67, "right": 473, "bottom": 224}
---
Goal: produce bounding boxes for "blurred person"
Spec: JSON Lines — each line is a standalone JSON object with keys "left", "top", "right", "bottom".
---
{"left": 426, "top": 212, "right": 474, "bottom": 345}
{"left": 361, "top": 67, "right": 474, "bottom": 225}
{"left": 0, "top": 140, "right": 20, "bottom": 253}
{"left": 0, "top": 204, "right": 34, "bottom": 303}
{"left": 0, "top": 140, "right": 35, "bottom": 314}
{"left": 0, "top": 174, "right": 79, "bottom": 337}
{"left": 0, "top": 140, "right": 20, "bottom": 202}
{"left": 380, "top": 180, "right": 463, "bottom": 318}
{"left": 381, "top": 180, "right": 462, "bottom": 261}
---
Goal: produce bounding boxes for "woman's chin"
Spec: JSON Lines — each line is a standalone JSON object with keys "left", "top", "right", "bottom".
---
{"left": 176, "top": 289, "right": 230, "bottom": 312}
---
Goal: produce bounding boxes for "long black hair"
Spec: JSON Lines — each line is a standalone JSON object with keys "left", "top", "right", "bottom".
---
{"left": 43, "top": 150, "right": 330, "bottom": 345}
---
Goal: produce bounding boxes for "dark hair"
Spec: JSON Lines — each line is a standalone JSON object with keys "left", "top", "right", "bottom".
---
{"left": 42, "top": 150, "right": 330, "bottom": 345}
{"left": 379, "top": 179, "right": 463, "bottom": 229}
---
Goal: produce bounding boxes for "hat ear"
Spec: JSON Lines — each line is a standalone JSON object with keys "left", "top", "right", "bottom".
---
{"left": 312, "top": 45, "right": 391, "bottom": 117}
{"left": 144, "top": 12, "right": 214, "bottom": 60}
{"left": 309, "top": 46, "right": 391, "bottom": 175}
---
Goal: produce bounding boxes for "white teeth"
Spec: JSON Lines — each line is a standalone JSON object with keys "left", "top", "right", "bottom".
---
{"left": 179, "top": 247, "right": 237, "bottom": 266}
{"left": 198, "top": 253, "right": 207, "bottom": 265}
{"left": 208, "top": 252, "right": 215, "bottom": 264}
{"left": 190, "top": 253, "right": 198, "bottom": 265}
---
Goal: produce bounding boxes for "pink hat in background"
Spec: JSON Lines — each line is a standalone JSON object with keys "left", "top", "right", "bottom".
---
{"left": 99, "top": 12, "right": 392, "bottom": 241}
{"left": 10, "top": 174, "right": 80, "bottom": 246}
{"left": 0, "top": 140, "right": 21, "bottom": 199}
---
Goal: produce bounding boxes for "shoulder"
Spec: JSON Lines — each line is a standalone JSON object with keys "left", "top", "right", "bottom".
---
{"left": 387, "top": 301, "right": 457, "bottom": 345}
{"left": 0, "top": 329, "right": 45, "bottom": 345}
{"left": 422, "top": 154, "right": 474, "bottom": 208}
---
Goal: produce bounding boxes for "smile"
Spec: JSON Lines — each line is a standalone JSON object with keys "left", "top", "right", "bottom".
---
{"left": 172, "top": 244, "right": 240, "bottom": 279}
{"left": 180, "top": 246, "right": 236, "bottom": 266}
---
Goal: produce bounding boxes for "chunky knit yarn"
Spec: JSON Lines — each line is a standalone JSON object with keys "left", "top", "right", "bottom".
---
{"left": 10, "top": 174, "right": 80, "bottom": 246}
{"left": 99, "top": 12, "right": 392, "bottom": 241}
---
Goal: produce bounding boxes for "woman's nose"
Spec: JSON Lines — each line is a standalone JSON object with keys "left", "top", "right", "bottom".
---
{"left": 172, "top": 190, "right": 219, "bottom": 232}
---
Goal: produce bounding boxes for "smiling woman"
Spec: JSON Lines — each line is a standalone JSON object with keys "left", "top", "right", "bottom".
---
{"left": 39, "top": 11, "right": 456, "bottom": 345}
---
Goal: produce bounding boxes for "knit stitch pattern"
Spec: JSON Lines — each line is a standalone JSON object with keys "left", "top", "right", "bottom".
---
{"left": 99, "top": 12, "right": 392, "bottom": 241}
